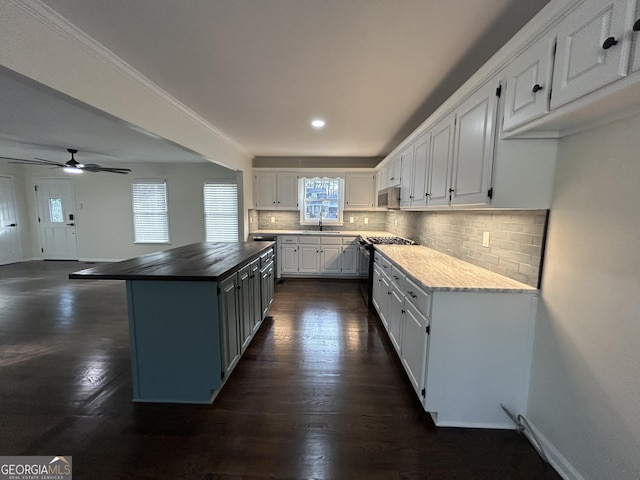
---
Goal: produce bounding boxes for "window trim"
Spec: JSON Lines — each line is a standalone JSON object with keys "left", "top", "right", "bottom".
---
{"left": 131, "top": 178, "right": 170, "bottom": 244}
{"left": 203, "top": 179, "right": 239, "bottom": 242}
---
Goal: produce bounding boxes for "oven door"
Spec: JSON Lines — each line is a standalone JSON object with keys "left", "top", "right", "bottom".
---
{"left": 359, "top": 244, "right": 373, "bottom": 308}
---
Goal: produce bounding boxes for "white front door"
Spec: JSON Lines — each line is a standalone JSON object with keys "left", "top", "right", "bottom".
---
{"left": 36, "top": 178, "right": 78, "bottom": 260}
{"left": 0, "top": 176, "right": 22, "bottom": 265}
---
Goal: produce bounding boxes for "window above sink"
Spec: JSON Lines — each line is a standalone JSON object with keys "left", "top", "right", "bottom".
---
{"left": 299, "top": 177, "right": 345, "bottom": 226}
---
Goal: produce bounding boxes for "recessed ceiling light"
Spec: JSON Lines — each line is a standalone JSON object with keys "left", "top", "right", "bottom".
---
{"left": 311, "top": 119, "right": 325, "bottom": 128}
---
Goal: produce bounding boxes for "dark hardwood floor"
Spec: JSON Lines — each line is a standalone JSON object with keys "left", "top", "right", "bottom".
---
{"left": 0, "top": 261, "right": 561, "bottom": 479}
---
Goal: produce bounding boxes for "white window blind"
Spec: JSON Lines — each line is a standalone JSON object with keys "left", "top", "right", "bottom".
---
{"left": 204, "top": 180, "right": 238, "bottom": 242}
{"left": 132, "top": 179, "right": 169, "bottom": 243}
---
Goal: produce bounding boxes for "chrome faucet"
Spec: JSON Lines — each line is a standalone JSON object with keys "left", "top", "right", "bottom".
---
{"left": 319, "top": 217, "right": 323, "bottom": 231}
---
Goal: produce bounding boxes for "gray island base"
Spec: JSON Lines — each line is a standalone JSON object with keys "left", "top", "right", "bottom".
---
{"left": 70, "top": 241, "right": 275, "bottom": 404}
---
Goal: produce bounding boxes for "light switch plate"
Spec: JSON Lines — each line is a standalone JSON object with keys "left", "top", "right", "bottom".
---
{"left": 483, "top": 231, "right": 490, "bottom": 247}
{"left": 270, "top": 217, "right": 275, "bottom": 223}
{"left": 364, "top": 217, "right": 369, "bottom": 225}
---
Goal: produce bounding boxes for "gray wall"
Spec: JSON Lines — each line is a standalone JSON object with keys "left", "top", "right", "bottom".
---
{"left": 1, "top": 162, "right": 240, "bottom": 261}
{"left": 527, "top": 116, "right": 640, "bottom": 479}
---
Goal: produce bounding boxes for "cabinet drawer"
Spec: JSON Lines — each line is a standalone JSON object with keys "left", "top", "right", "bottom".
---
{"left": 298, "top": 236, "right": 320, "bottom": 244}
{"left": 320, "top": 236, "right": 342, "bottom": 245}
{"left": 405, "top": 277, "right": 431, "bottom": 317}
{"left": 378, "top": 254, "right": 392, "bottom": 276}
{"left": 280, "top": 236, "right": 298, "bottom": 244}
{"left": 390, "top": 264, "right": 406, "bottom": 290}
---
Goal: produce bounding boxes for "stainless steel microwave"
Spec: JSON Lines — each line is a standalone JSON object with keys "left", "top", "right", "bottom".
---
{"left": 377, "top": 187, "right": 400, "bottom": 209}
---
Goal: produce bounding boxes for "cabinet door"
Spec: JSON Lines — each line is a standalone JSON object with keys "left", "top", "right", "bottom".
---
{"left": 551, "top": 0, "right": 629, "bottom": 109}
{"left": 629, "top": 0, "right": 640, "bottom": 74}
{"left": 427, "top": 112, "right": 456, "bottom": 206}
{"left": 345, "top": 173, "right": 374, "bottom": 210}
{"left": 502, "top": 36, "right": 555, "bottom": 131}
{"left": 280, "top": 244, "right": 299, "bottom": 273}
{"left": 411, "top": 132, "right": 430, "bottom": 207}
{"left": 298, "top": 245, "right": 320, "bottom": 273}
{"left": 399, "top": 145, "right": 415, "bottom": 208}
{"left": 219, "top": 275, "right": 241, "bottom": 376}
{"left": 276, "top": 172, "right": 299, "bottom": 209}
{"left": 321, "top": 245, "right": 342, "bottom": 274}
{"left": 260, "top": 262, "right": 274, "bottom": 318}
{"left": 388, "top": 157, "right": 402, "bottom": 187}
{"left": 451, "top": 81, "right": 498, "bottom": 206}
{"left": 341, "top": 245, "right": 358, "bottom": 275}
{"left": 254, "top": 172, "right": 277, "bottom": 209}
{"left": 238, "top": 266, "right": 253, "bottom": 352}
{"left": 387, "top": 285, "right": 404, "bottom": 354}
{"left": 250, "top": 260, "right": 262, "bottom": 333}
{"left": 401, "top": 302, "right": 429, "bottom": 399}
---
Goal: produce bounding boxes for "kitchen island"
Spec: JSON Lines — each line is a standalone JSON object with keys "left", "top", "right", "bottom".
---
{"left": 70, "top": 241, "right": 275, "bottom": 404}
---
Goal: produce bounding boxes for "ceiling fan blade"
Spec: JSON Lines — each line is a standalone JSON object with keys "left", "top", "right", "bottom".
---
{"left": 5, "top": 157, "right": 66, "bottom": 167}
{"left": 94, "top": 167, "right": 132, "bottom": 174}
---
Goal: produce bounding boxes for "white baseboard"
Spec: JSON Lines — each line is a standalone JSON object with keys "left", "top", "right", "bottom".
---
{"left": 525, "top": 419, "right": 586, "bottom": 480}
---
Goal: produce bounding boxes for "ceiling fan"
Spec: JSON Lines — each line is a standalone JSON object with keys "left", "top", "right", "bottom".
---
{"left": 4, "top": 148, "right": 131, "bottom": 174}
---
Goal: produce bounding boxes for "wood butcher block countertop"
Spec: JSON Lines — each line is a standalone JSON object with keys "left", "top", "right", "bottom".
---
{"left": 375, "top": 245, "right": 537, "bottom": 293}
{"left": 69, "top": 242, "right": 275, "bottom": 281}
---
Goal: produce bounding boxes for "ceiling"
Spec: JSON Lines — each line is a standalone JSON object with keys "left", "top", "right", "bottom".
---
{"left": 1, "top": 0, "right": 551, "bottom": 167}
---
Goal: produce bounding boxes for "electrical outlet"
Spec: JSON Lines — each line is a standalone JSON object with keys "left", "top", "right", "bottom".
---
{"left": 270, "top": 216, "right": 276, "bottom": 224}
{"left": 394, "top": 218, "right": 398, "bottom": 227}
{"left": 350, "top": 217, "right": 354, "bottom": 223}
{"left": 364, "top": 217, "right": 369, "bottom": 225}
{"left": 482, "top": 231, "right": 490, "bottom": 247}
{"left": 250, "top": 216, "right": 253, "bottom": 223}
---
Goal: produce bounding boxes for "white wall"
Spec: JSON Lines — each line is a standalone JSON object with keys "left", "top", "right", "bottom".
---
{"left": 1, "top": 162, "right": 240, "bottom": 261}
{"left": 527, "top": 116, "right": 640, "bottom": 479}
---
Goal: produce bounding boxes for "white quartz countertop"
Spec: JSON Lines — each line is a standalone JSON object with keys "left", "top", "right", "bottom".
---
{"left": 375, "top": 245, "right": 537, "bottom": 294}
{"left": 249, "top": 230, "right": 393, "bottom": 237}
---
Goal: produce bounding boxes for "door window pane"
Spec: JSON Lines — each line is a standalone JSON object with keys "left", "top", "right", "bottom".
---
{"left": 49, "top": 198, "right": 64, "bottom": 223}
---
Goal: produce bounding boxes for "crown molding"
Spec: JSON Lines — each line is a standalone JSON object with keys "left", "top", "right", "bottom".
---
{"left": 8, "top": 0, "right": 251, "bottom": 158}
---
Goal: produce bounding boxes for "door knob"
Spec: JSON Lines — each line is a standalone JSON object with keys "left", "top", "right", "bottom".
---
{"left": 602, "top": 37, "right": 618, "bottom": 49}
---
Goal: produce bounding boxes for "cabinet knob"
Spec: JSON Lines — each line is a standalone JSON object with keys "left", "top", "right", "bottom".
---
{"left": 448, "top": 188, "right": 455, "bottom": 193}
{"left": 634, "top": 19, "right": 640, "bottom": 32}
{"left": 602, "top": 36, "right": 618, "bottom": 49}
{"left": 532, "top": 84, "right": 543, "bottom": 93}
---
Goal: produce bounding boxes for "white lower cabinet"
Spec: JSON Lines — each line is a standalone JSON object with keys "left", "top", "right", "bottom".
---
{"left": 387, "top": 283, "right": 404, "bottom": 352}
{"left": 401, "top": 301, "right": 429, "bottom": 398}
{"left": 372, "top": 250, "right": 536, "bottom": 429}
{"left": 277, "top": 234, "right": 367, "bottom": 277}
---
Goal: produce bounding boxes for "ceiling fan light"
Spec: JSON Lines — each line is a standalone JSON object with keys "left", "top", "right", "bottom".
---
{"left": 63, "top": 166, "right": 83, "bottom": 174}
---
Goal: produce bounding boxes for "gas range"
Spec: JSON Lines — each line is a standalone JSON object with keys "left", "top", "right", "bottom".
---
{"left": 358, "top": 235, "right": 415, "bottom": 247}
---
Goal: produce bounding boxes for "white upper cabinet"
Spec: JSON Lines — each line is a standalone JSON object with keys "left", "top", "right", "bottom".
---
{"left": 502, "top": 36, "right": 555, "bottom": 131}
{"left": 629, "top": 0, "right": 640, "bottom": 73}
{"left": 399, "top": 146, "right": 415, "bottom": 208}
{"left": 345, "top": 172, "right": 375, "bottom": 210}
{"left": 410, "top": 132, "right": 430, "bottom": 208}
{"left": 550, "top": 0, "right": 629, "bottom": 109}
{"left": 450, "top": 80, "right": 499, "bottom": 206}
{"left": 388, "top": 156, "right": 402, "bottom": 187}
{"left": 427, "top": 112, "right": 456, "bottom": 207}
{"left": 253, "top": 171, "right": 298, "bottom": 210}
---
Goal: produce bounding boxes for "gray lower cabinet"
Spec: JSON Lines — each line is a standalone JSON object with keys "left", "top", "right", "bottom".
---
{"left": 250, "top": 259, "right": 262, "bottom": 334}
{"left": 221, "top": 250, "right": 275, "bottom": 381}
{"left": 219, "top": 274, "right": 242, "bottom": 379}
{"left": 260, "top": 251, "right": 275, "bottom": 318}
